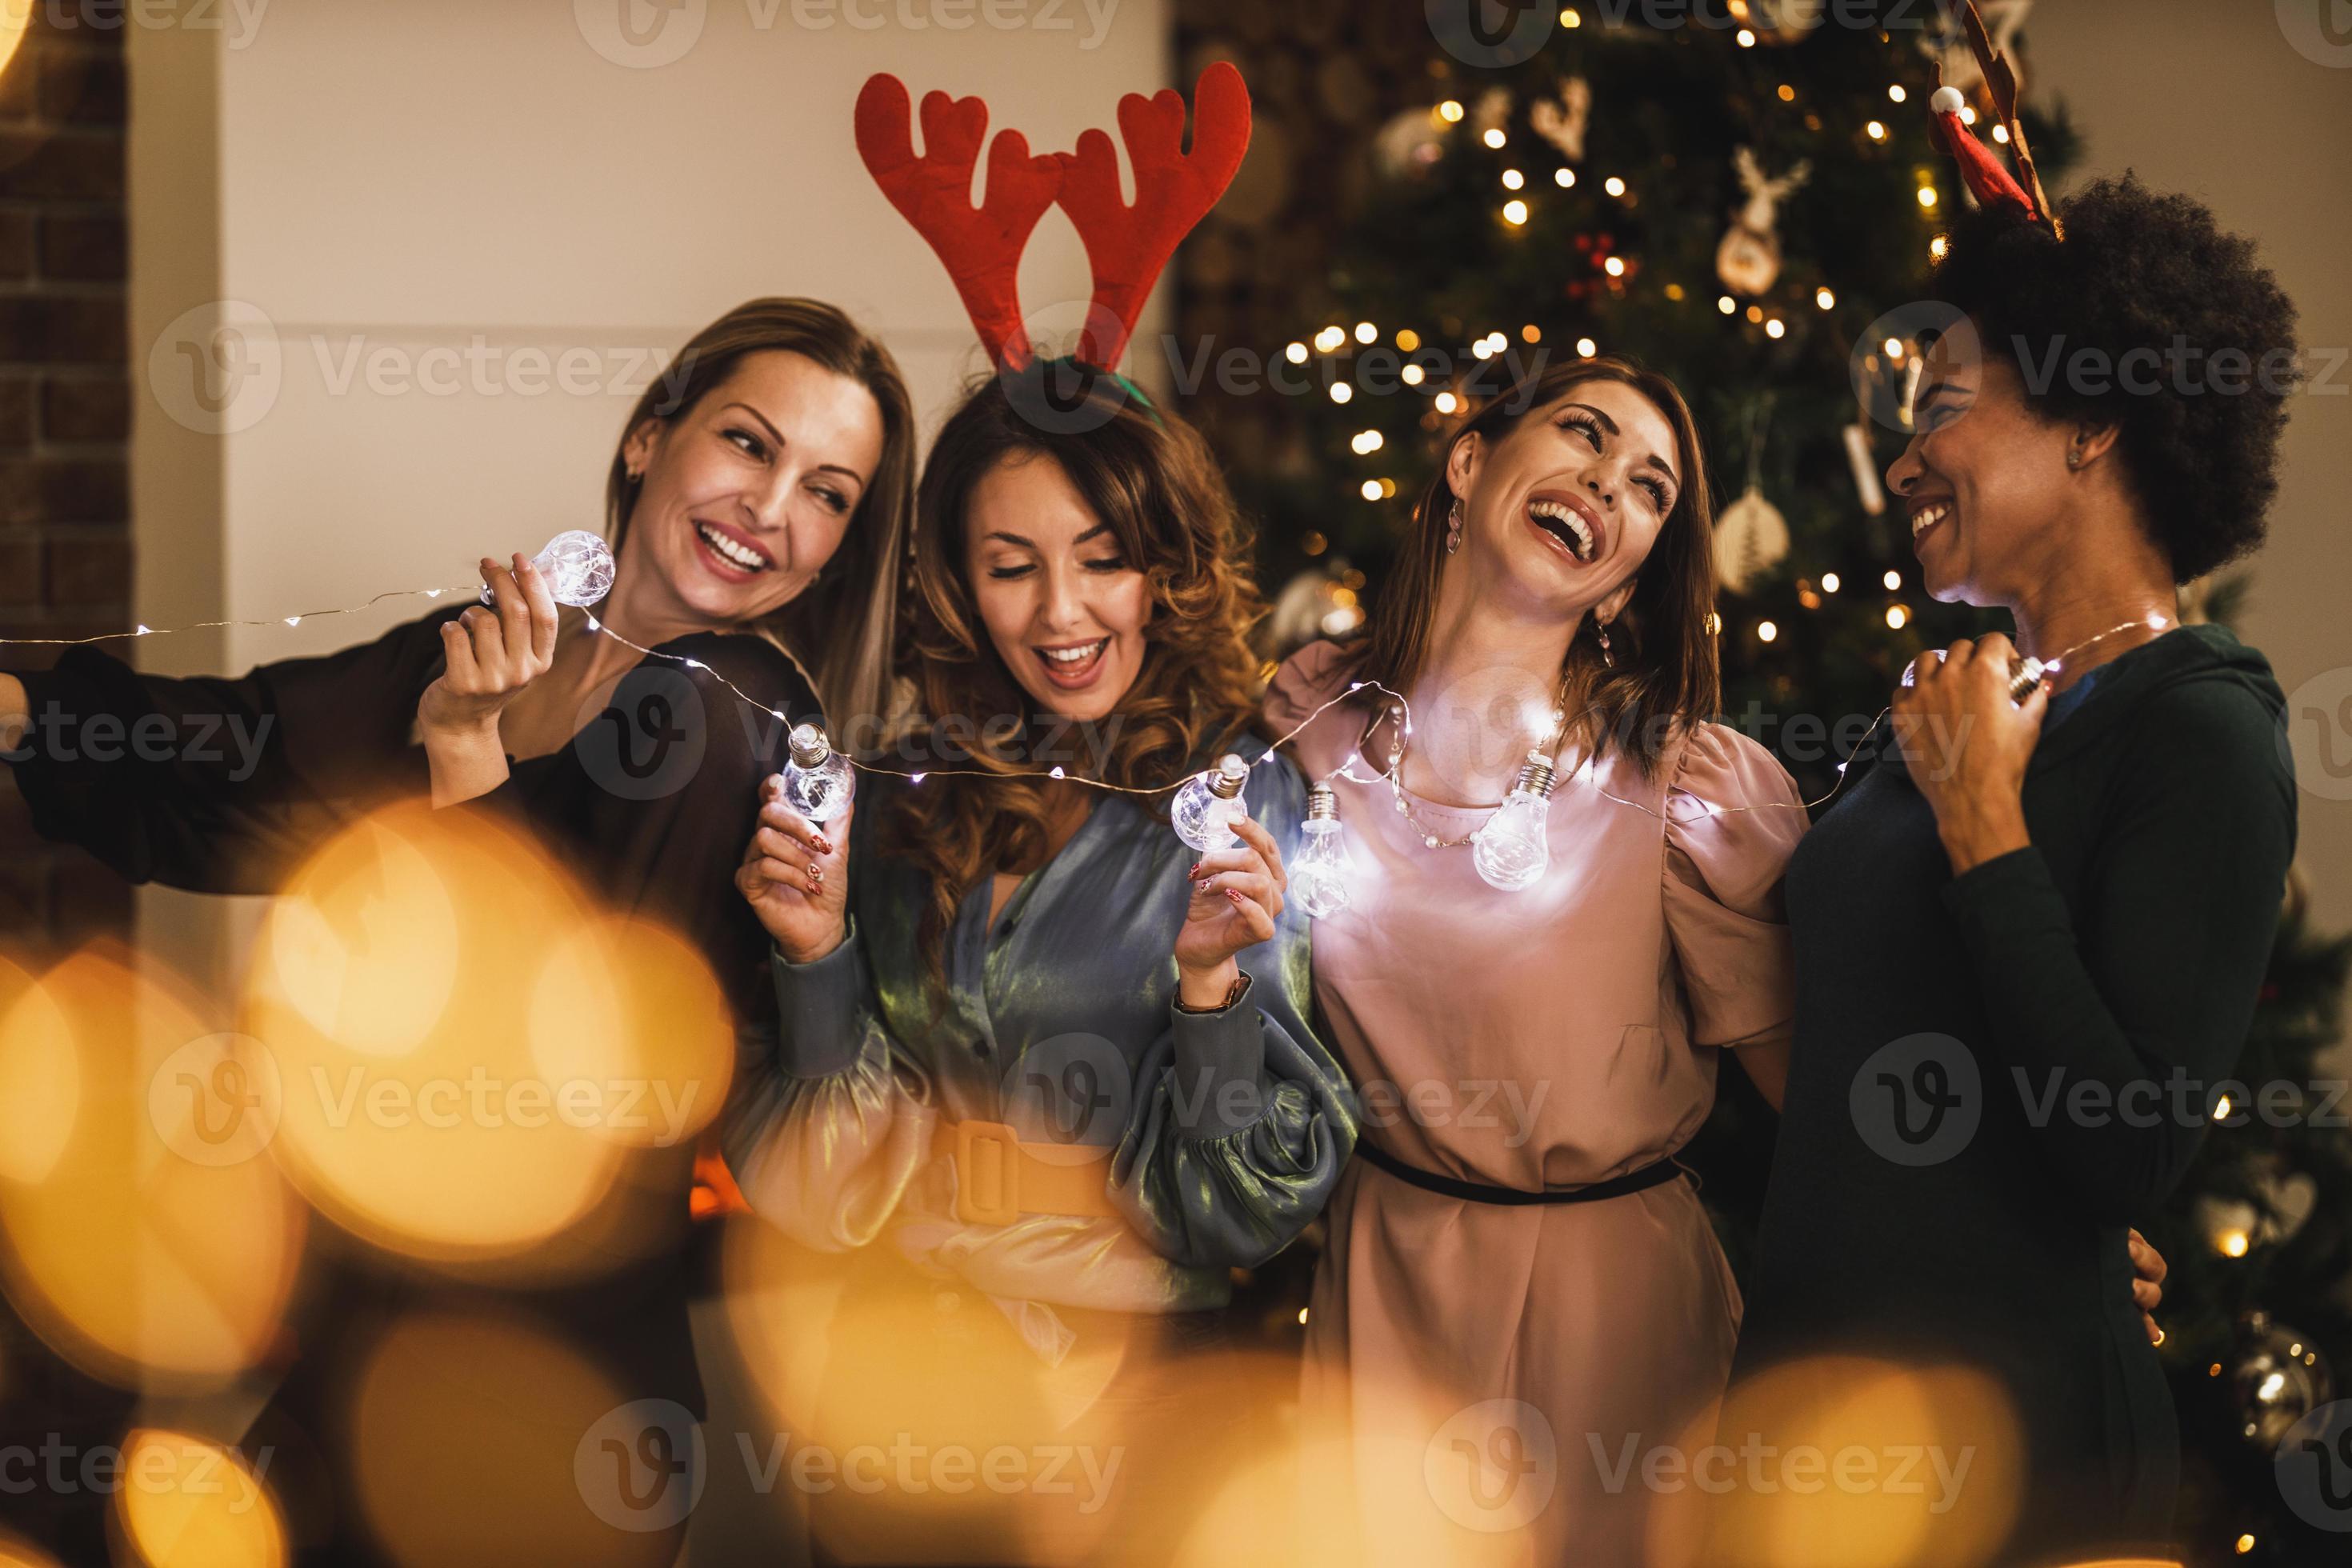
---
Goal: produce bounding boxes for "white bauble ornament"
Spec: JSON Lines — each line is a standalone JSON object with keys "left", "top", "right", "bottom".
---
{"left": 1714, "top": 483, "right": 1790, "bottom": 594}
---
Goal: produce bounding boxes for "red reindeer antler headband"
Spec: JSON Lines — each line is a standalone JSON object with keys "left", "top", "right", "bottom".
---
{"left": 856, "top": 63, "right": 1253, "bottom": 371}
{"left": 1926, "top": 0, "right": 2062, "bottom": 238}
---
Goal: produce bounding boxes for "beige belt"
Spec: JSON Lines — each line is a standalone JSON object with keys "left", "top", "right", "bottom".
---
{"left": 931, "top": 1118, "right": 1118, "bottom": 1226}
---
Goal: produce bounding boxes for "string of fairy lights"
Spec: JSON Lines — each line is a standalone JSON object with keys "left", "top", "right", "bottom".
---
{"left": 7, "top": 526, "right": 2161, "bottom": 918}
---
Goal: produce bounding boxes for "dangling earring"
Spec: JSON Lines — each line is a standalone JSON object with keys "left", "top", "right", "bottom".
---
{"left": 1596, "top": 618, "right": 1615, "bottom": 668}
{"left": 1445, "top": 498, "right": 1465, "bottom": 556}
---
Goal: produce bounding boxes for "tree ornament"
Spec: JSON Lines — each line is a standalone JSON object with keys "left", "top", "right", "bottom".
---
{"left": 1373, "top": 105, "right": 1447, "bottom": 179}
{"left": 1530, "top": 78, "right": 1590, "bottom": 162}
{"left": 1714, "top": 398, "right": 1790, "bottom": 594}
{"left": 2228, "top": 1311, "right": 2333, "bottom": 1452}
{"left": 1714, "top": 146, "right": 1810, "bottom": 296}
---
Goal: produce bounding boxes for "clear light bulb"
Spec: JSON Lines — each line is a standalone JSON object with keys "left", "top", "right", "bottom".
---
{"left": 1471, "top": 750, "right": 1558, "bottom": 892}
{"left": 1293, "top": 783, "right": 1357, "bottom": 919}
{"left": 782, "top": 722, "right": 857, "bottom": 822}
{"left": 1172, "top": 754, "right": 1251, "bottom": 852}
{"left": 482, "top": 530, "right": 616, "bottom": 608}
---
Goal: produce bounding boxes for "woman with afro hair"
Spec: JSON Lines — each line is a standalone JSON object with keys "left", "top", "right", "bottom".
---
{"left": 1723, "top": 174, "right": 2302, "bottom": 1565}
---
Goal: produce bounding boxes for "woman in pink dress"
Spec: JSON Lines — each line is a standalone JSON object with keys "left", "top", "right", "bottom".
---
{"left": 1266, "top": 357, "right": 1802, "bottom": 1564}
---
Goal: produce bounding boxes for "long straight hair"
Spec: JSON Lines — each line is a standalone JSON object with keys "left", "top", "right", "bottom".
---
{"left": 603, "top": 298, "right": 917, "bottom": 731}
{"left": 1344, "top": 356, "right": 1721, "bottom": 776}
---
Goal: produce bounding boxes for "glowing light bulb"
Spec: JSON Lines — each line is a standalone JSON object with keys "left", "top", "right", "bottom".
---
{"left": 1173, "top": 754, "right": 1252, "bottom": 852}
{"left": 482, "top": 530, "right": 616, "bottom": 609}
{"left": 1471, "top": 751, "right": 1558, "bottom": 892}
{"left": 782, "top": 722, "right": 857, "bottom": 822}
{"left": 1293, "top": 784, "right": 1357, "bottom": 919}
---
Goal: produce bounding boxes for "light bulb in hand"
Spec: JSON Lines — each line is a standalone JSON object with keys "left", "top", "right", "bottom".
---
{"left": 1173, "top": 754, "right": 1252, "bottom": 852}
{"left": 482, "top": 530, "right": 615, "bottom": 608}
{"left": 782, "top": 723, "right": 857, "bottom": 823}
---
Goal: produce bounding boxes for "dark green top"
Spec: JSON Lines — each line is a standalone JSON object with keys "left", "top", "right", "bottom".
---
{"left": 1738, "top": 624, "right": 2296, "bottom": 1560}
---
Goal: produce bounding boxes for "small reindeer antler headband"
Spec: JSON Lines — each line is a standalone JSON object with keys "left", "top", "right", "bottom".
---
{"left": 1926, "top": 0, "right": 2061, "bottom": 238}
{"left": 855, "top": 63, "right": 1253, "bottom": 372}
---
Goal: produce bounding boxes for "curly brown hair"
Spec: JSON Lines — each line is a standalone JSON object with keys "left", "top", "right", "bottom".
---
{"left": 883, "top": 366, "right": 1269, "bottom": 986}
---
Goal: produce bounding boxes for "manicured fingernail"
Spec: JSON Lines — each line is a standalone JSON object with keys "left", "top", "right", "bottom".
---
{"left": 1187, "top": 863, "right": 1205, "bottom": 881}
{"left": 1225, "top": 889, "right": 1244, "bottom": 904}
{"left": 813, "top": 838, "right": 832, "bottom": 855}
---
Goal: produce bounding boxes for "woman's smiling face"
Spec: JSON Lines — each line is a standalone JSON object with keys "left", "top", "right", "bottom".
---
{"left": 964, "top": 451, "right": 1153, "bottom": 725}
{"left": 1449, "top": 377, "right": 1683, "bottom": 618}
{"left": 620, "top": 349, "right": 885, "bottom": 625}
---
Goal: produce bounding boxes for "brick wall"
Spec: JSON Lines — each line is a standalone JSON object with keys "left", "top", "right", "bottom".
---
{"left": 0, "top": 12, "right": 133, "bottom": 955}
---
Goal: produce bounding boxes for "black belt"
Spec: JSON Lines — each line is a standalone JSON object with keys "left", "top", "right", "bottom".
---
{"left": 1354, "top": 1141, "right": 1688, "bottom": 1206}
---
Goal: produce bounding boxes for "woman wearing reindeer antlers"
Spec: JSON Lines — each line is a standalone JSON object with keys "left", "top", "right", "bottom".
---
{"left": 1721, "top": 52, "right": 2299, "bottom": 1568}
{"left": 1, "top": 298, "right": 918, "bottom": 1565}
{"left": 725, "top": 66, "right": 1355, "bottom": 1567}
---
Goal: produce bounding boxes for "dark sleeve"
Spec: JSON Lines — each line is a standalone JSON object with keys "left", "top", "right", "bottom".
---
{"left": 2, "top": 611, "right": 458, "bottom": 894}
{"left": 1942, "top": 679, "right": 2297, "bottom": 1222}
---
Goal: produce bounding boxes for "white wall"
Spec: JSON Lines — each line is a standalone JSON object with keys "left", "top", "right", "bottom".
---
{"left": 128, "top": 0, "right": 1169, "bottom": 980}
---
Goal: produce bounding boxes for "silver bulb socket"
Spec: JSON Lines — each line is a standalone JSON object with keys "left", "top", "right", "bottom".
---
{"left": 1511, "top": 751, "right": 1558, "bottom": 799}
{"left": 1306, "top": 783, "right": 1340, "bottom": 822}
{"left": 1208, "top": 754, "right": 1249, "bottom": 800}
{"left": 2006, "top": 656, "right": 2048, "bottom": 704}
{"left": 788, "top": 723, "right": 833, "bottom": 768}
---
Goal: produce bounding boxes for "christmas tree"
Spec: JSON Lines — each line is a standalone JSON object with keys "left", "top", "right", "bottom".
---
{"left": 1173, "top": 5, "right": 2351, "bottom": 1562}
